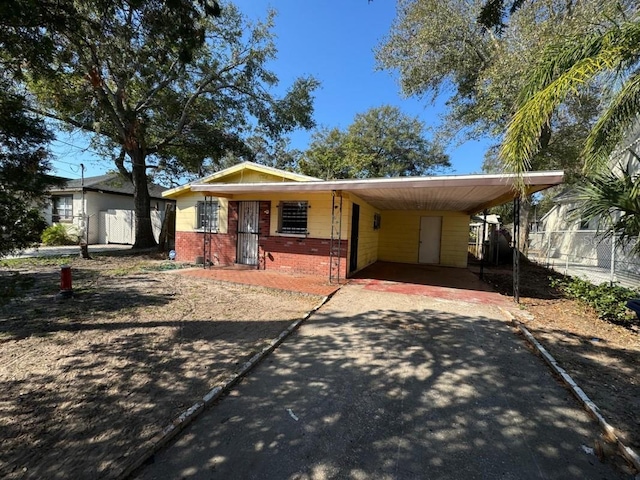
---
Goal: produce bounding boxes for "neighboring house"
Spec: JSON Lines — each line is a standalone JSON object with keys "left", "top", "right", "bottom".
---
{"left": 469, "top": 214, "right": 508, "bottom": 262}
{"left": 529, "top": 127, "right": 640, "bottom": 284}
{"left": 163, "top": 162, "right": 563, "bottom": 280}
{"left": 45, "top": 173, "right": 175, "bottom": 245}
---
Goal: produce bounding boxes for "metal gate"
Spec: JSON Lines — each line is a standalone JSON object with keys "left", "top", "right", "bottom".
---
{"left": 237, "top": 201, "right": 260, "bottom": 265}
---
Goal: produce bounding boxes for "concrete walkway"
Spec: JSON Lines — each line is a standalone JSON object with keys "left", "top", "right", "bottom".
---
{"left": 5, "top": 244, "right": 132, "bottom": 259}
{"left": 137, "top": 284, "right": 624, "bottom": 479}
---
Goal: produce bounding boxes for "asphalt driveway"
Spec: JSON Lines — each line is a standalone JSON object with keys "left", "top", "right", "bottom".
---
{"left": 137, "top": 282, "right": 624, "bottom": 479}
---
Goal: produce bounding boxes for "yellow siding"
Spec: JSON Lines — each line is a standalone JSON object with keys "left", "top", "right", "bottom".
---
{"left": 212, "top": 170, "right": 295, "bottom": 184}
{"left": 175, "top": 191, "right": 348, "bottom": 239}
{"left": 174, "top": 187, "right": 469, "bottom": 269}
{"left": 378, "top": 210, "right": 470, "bottom": 268}
{"left": 175, "top": 192, "right": 228, "bottom": 234}
{"left": 440, "top": 214, "right": 470, "bottom": 267}
{"left": 228, "top": 192, "right": 335, "bottom": 238}
{"left": 348, "top": 194, "right": 379, "bottom": 271}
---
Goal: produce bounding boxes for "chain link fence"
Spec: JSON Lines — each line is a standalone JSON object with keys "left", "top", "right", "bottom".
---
{"left": 528, "top": 230, "right": 640, "bottom": 289}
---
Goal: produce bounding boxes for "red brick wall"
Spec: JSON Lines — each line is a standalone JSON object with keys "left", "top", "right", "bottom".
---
{"left": 174, "top": 199, "right": 348, "bottom": 277}
{"left": 174, "top": 231, "right": 236, "bottom": 265}
{"left": 259, "top": 237, "right": 348, "bottom": 277}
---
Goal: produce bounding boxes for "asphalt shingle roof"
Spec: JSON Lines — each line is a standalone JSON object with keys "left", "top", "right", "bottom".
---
{"left": 52, "top": 173, "right": 167, "bottom": 199}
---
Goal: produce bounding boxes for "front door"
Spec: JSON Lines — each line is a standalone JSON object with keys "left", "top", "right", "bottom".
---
{"left": 237, "top": 201, "right": 260, "bottom": 265}
{"left": 418, "top": 216, "right": 442, "bottom": 264}
{"left": 349, "top": 203, "right": 360, "bottom": 273}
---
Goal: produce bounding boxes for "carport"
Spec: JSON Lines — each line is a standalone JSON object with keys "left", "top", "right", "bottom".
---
{"left": 189, "top": 169, "right": 564, "bottom": 298}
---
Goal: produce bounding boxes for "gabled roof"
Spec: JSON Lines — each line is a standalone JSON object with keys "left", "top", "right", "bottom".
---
{"left": 50, "top": 173, "right": 168, "bottom": 199}
{"left": 163, "top": 161, "right": 321, "bottom": 198}
{"left": 186, "top": 170, "right": 564, "bottom": 214}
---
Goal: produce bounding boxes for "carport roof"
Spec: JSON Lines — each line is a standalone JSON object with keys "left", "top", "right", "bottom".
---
{"left": 186, "top": 170, "right": 563, "bottom": 214}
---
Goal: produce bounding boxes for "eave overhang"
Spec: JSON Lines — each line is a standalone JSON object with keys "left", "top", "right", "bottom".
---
{"left": 185, "top": 171, "right": 564, "bottom": 214}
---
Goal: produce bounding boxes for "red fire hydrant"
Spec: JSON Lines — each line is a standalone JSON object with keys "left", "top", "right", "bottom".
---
{"left": 59, "top": 265, "right": 73, "bottom": 298}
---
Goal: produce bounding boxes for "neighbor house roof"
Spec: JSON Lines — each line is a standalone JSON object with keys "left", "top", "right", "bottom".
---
{"left": 162, "top": 161, "right": 321, "bottom": 198}
{"left": 181, "top": 170, "right": 564, "bottom": 214}
{"left": 50, "top": 173, "right": 168, "bottom": 200}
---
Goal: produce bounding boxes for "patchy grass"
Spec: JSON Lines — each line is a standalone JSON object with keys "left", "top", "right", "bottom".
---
{"left": 0, "top": 272, "right": 36, "bottom": 304}
{"left": 0, "top": 256, "right": 74, "bottom": 269}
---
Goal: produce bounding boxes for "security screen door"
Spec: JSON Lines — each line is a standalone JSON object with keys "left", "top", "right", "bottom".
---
{"left": 237, "top": 201, "right": 260, "bottom": 265}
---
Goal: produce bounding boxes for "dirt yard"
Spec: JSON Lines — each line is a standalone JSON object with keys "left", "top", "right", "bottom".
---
{"left": 2, "top": 252, "right": 638, "bottom": 478}
{"left": 478, "top": 257, "right": 640, "bottom": 460}
{"left": 0, "top": 253, "right": 321, "bottom": 480}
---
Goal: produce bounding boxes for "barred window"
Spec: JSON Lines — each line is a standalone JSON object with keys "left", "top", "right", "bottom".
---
{"left": 279, "top": 201, "right": 308, "bottom": 235}
{"left": 52, "top": 195, "right": 73, "bottom": 222}
{"left": 196, "top": 200, "right": 219, "bottom": 231}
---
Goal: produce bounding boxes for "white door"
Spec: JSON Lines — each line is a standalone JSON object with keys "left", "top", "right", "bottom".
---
{"left": 418, "top": 216, "right": 442, "bottom": 264}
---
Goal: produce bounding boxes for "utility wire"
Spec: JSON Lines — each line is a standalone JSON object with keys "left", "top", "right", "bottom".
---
{"left": 53, "top": 137, "right": 103, "bottom": 156}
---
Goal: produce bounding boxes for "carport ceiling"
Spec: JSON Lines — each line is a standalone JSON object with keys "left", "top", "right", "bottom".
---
{"left": 190, "top": 171, "right": 564, "bottom": 214}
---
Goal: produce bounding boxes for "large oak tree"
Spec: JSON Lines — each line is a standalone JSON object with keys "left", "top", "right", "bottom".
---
{"left": 3, "top": 0, "right": 318, "bottom": 248}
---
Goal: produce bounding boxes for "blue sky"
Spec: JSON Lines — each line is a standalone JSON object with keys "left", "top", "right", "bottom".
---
{"left": 50, "top": 1, "right": 494, "bottom": 180}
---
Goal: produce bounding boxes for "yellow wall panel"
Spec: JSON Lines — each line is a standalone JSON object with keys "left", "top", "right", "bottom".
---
{"left": 229, "top": 192, "right": 335, "bottom": 238}
{"left": 348, "top": 194, "right": 379, "bottom": 271}
{"left": 378, "top": 210, "right": 469, "bottom": 267}
{"left": 219, "top": 170, "right": 293, "bottom": 184}
{"left": 175, "top": 192, "right": 228, "bottom": 234}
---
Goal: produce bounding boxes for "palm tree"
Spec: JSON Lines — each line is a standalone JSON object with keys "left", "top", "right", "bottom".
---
{"left": 574, "top": 157, "right": 640, "bottom": 254}
{"left": 500, "top": 18, "right": 640, "bottom": 182}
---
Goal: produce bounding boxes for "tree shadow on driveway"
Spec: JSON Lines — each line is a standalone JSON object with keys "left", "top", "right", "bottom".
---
{"left": 138, "top": 303, "right": 630, "bottom": 479}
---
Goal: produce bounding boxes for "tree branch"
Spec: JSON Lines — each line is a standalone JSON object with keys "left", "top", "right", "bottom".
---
{"left": 25, "top": 106, "right": 97, "bottom": 135}
{"left": 135, "top": 60, "right": 180, "bottom": 112}
{"left": 151, "top": 55, "right": 253, "bottom": 152}
{"left": 114, "top": 147, "right": 132, "bottom": 180}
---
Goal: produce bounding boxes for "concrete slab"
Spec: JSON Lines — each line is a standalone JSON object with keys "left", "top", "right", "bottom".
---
{"left": 136, "top": 285, "right": 625, "bottom": 480}
{"left": 5, "top": 244, "right": 132, "bottom": 259}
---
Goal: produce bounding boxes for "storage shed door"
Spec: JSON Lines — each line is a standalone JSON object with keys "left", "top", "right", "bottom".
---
{"left": 418, "top": 216, "right": 442, "bottom": 264}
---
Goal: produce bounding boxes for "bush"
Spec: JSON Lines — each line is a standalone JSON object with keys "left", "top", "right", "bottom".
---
{"left": 41, "top": 224, "right": 77, "bottom": 246}
{"left": 551, "top": 276, "right": 639, "bottom": 325}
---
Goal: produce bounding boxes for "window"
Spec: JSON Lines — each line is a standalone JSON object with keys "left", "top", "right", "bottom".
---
{"left": 52, "top": 195, "right": 73, "bottom": 222}
{"left": 196, "top": 200, "right": 219, "bottom": 231}
{"left": 279, "top": 201, "right": 308, "bottom": 235}
{"left": 373, "top": 213, "right": 381, "bottom": 230}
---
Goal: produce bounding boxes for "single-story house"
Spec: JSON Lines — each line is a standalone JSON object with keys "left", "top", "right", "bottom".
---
{"left": 529, "top": 126, "right": 640, "bottom": 282}
{"left": 163, "top": 162, "right": 564, "bottom": 280}
{"left": 45, "top": 173, "right": 175, "bottom": 245}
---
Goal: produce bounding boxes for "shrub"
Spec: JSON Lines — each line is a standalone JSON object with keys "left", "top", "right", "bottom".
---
{"left": 551, "top": 276, "right": 639, "bottom": 325}
{"left": 41, "top": 224, "right": 77, "bottom": 246}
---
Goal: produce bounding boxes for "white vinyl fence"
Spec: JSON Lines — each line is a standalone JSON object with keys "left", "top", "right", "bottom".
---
{"left": 98, "top": 209, "right": 164, "bottom": 245}
{"left": 528, "top": 230, "right": 640, "bottom": 289}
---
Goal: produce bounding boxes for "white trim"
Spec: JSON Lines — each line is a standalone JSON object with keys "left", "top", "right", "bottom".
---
{"left": 272, "top": 233, "right": 308, "bottom": 238}
{"left": 190, "top": 171, "right": 564, "bottom": 194}
{"left": 162, "top": 161, "right": 322, "bottom": 198}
